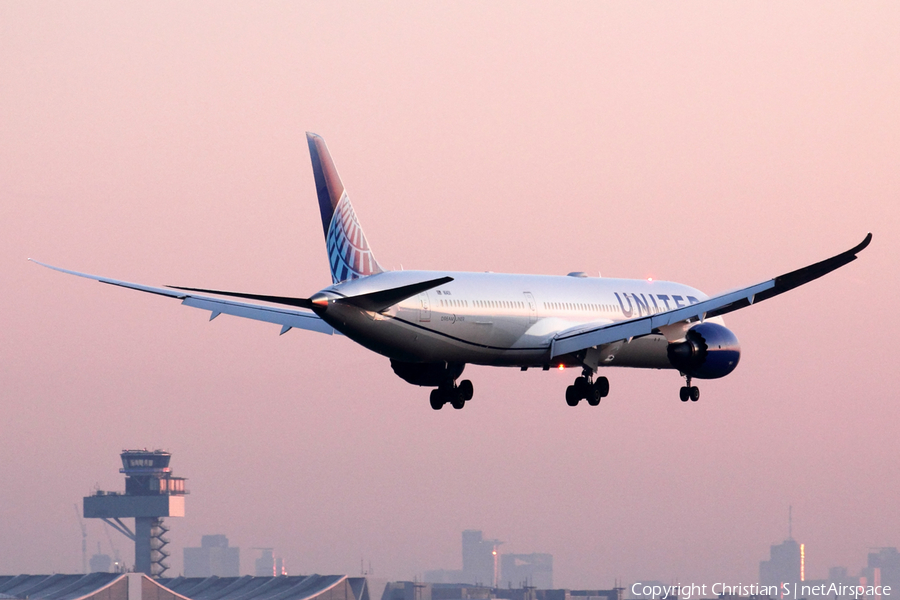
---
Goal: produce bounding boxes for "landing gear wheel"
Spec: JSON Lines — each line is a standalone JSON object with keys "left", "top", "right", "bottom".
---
{"left": 573, "top": 376, "right": 590, "bottom": 398}
{"left": 451, "top": 396, "right": 465, "bottom": 409}
{"left": 458, "top": 379, "right": 474, "bottom": 401}
{"left": 565, "top": 385, "right": 580, "bottom": 406}
{"left": 679, "top": 387, "right": 690, "bottom": 402}
{"left": 430, "top": 389, "right": 445, "bottom": 410}
{"left": 595, "top": 376, "right": 609, "bottom": 398}
{"left": 587, "top": 384, "right": 602, "bottom": 406}
{"left": 689, "top": 386, "right": 700, "bottom": 401}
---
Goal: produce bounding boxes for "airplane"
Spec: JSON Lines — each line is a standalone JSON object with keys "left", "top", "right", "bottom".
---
{"left": 32, "top": 133, "right": 871, "bottom": 410}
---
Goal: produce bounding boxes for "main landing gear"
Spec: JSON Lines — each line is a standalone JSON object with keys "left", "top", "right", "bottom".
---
{"left": 565, "top": 370, "right": 609, "bottom": 407}
{"left": 430, "top": 379, "right": 474, "bottom": 410}
{"left": 679, "top": 375, "right": 700, "bottom": 402}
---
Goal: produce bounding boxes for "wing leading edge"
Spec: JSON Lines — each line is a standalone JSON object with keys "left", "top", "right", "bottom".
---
{"left": 550, "top": 233, "right": 872, "bottom": 359}
{"left": 29, "top": 260, "right": 336, "bottom": 336}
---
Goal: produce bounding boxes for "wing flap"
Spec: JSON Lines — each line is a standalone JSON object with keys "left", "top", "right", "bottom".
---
{"left": 181, "top": 296, "right": 335, "bottom": 334}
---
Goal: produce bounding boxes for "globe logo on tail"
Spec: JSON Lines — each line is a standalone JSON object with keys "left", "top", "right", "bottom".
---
{"left": 326, "top": 192, "right": 381, "bottom": 283}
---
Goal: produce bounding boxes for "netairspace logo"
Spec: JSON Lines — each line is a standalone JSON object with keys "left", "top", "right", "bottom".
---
{"left": 630, "top": 582, "right": 892, "bottom": 600}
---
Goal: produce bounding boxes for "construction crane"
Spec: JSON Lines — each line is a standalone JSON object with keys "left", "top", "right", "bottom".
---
{"left": 102, "top": 520, "right": 122, "bottom": 572}
{"left": 73, "top": 504, "right": 87, "bottom": 574}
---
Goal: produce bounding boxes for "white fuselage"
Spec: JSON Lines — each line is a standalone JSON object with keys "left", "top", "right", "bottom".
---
{"left": 318, "top": 270, "right": 718, "bottom": 369}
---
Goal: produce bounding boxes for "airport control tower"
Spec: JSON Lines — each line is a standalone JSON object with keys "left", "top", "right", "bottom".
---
{"left": 83, "top": 450, "right": 187, "bottom": 578}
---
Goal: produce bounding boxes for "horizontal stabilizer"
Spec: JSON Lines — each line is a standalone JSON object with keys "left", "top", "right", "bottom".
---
{"left": 167, "top": 286, "right": 315, "bottom": 309}
{"left": 171, "top": 276, "right": 453, "bottom": 313}
{"left": 336, "top": 276, "right": 453, "bottom": 312}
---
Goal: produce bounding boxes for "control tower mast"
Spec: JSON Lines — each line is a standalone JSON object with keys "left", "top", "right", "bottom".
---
{"left": 83, "top": 450, "right": 187, "bottom": 577}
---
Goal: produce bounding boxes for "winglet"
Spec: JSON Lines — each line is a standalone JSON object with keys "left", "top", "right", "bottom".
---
{"left": 763, "top": 232, "right": 872, "bottom": 299}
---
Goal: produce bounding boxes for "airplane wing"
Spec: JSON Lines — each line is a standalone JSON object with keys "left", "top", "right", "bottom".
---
{"left": 550, "top": 233, "right": 872, "bottom": 359}
{"left": 29, "top": 260, "right": 336, "bottom": 336}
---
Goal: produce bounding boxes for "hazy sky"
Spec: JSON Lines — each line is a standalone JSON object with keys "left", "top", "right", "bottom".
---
{"left": 2, "top": 1, "right": 899, "bottom": 588}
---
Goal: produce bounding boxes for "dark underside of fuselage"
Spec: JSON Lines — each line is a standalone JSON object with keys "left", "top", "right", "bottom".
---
{"left": 322, "top": 304, "right": 674, "bottom": 370}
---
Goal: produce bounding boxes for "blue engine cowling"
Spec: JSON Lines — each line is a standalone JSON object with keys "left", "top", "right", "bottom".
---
{"left": 666, "top": 322, "right": 741, "bottom": 379}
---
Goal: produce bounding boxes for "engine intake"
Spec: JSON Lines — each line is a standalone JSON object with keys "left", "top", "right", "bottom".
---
{"left": 667, "top": 322, "right": 740, "bottom": 379}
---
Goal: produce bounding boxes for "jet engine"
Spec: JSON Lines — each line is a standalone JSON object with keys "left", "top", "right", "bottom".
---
{"left": 666, "top": 322, "right": 740, "bottom": 379}
{"left": 390, "top": 359, "right": 465, "bottom": 387}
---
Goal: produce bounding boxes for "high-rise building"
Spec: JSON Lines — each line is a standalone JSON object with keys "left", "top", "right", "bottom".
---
{"left": 462, "top": 530, "right": 502, "bottom": 586}
{"left": 275, "top": 557, "right": 287, "bottom": 576}
{"left": 760, "top": 538, "right": 803, "bottom": 592}
{"left": 89, "top": 543, "right": 113, "bottom": 574}
{"left": 184, "top": 535, "right": 240, "bottom": 577}
{"left": 760, "top": 509, "right": 805, "bottom": 596}
{"left": 253, "top": 548, "right": 287, "bottom": 576}
{"left": 255, "top": 548, "right": 275, "bottom": 576}
{"left": 863, "top": 548, "right": 900, "bottom": 599}
{"left": 501, "top": 553, "right": 553, "bottom": 589}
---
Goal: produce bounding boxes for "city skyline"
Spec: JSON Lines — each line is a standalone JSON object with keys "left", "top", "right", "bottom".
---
{"left": 2, "top": 1, "right": 898, "bottom": 588}
{"left": 53, "top": 508, "right": 900, "bottom": 591}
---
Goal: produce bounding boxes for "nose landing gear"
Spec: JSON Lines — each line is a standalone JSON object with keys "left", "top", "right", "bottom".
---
{"left": 679, "top": 375, "right": 700, "bottom": 402}
{"left": 565, "top": 370, "right": 609, "bottom": 407}
{"left": 430, "top": 379, "right": 474, "bottom": 410}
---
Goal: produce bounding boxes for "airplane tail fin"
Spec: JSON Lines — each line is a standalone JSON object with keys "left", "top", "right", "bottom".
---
{"left": 307, "top": 132, "right": 383, "bottom": 283}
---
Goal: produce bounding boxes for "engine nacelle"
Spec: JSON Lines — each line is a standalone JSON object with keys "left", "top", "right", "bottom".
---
{"left": 390, "top": 359, "right": 465, "bottom": 387}
{"left": 666, "top": 322, "right": 740, "bottom": 379}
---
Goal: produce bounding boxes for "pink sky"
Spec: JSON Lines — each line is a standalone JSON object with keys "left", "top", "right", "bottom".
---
{"left": 1, "top": 1, "right": 898, "bottom": 588}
